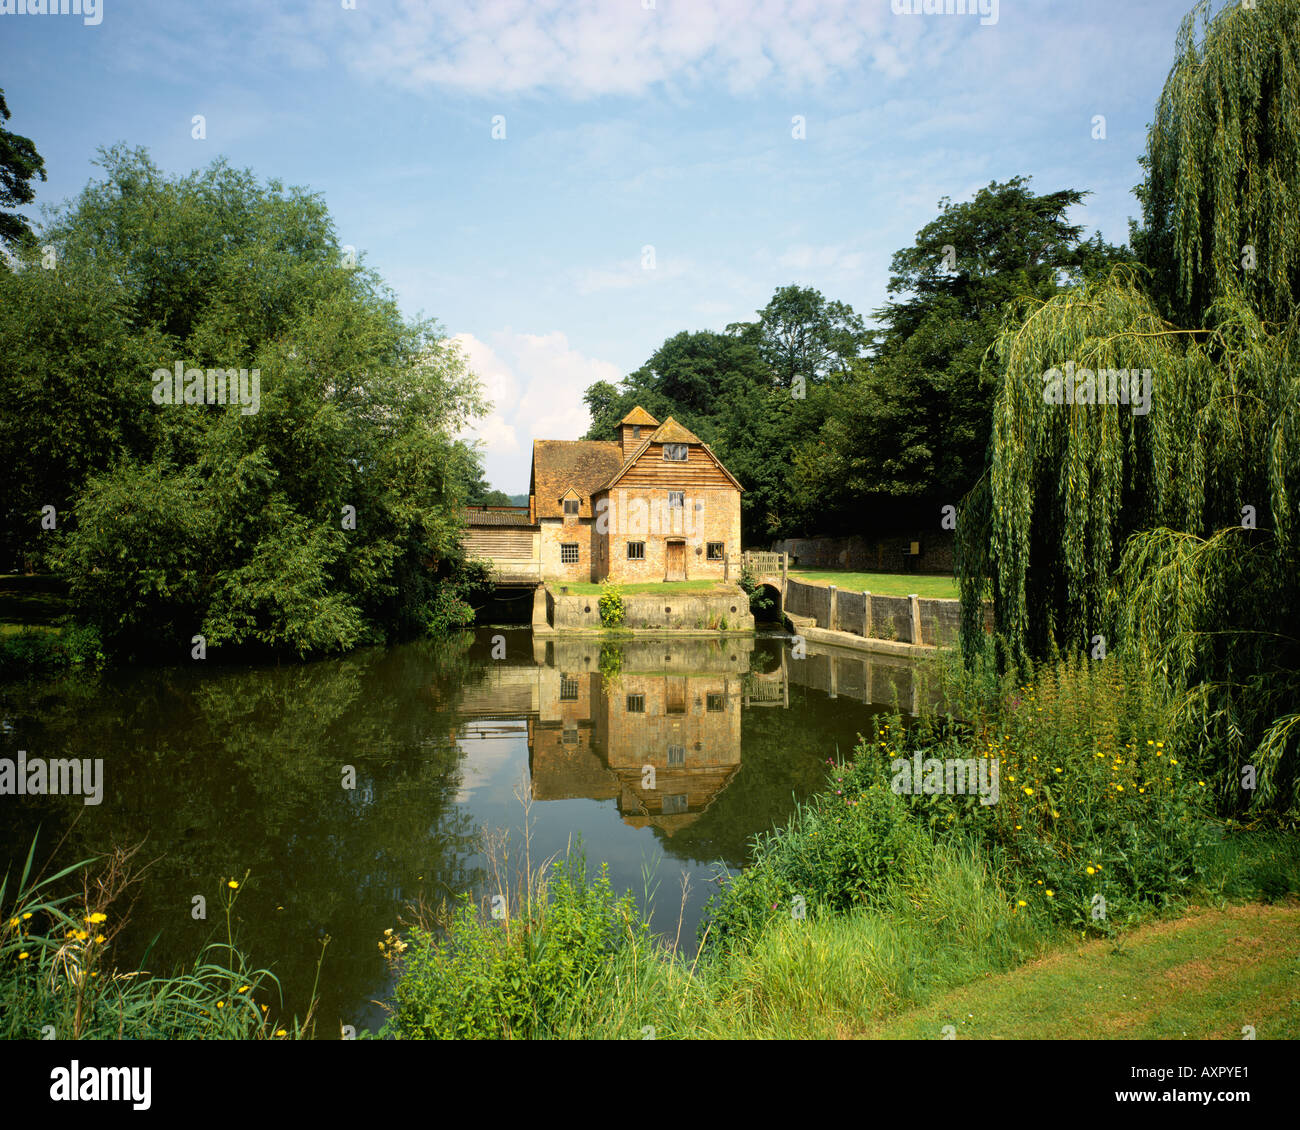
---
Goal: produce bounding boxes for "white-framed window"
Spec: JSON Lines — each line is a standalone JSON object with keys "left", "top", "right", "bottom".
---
{"left": 627, "top": 541, "right": 645, "bottom": 560}
{"left": 707, "top": 541, "right": 724, "bottom": 560}
{"left": 663, "top": 443, "right": 688, "bottom": 462}
{"left": 560, "top": 543, "right": 579, "bottom": 563}
{"left": 668, "top": 491, "right": 684, "bottom": 509}
{"left": 563, "top": 498, "right": 580, "bottom": 516}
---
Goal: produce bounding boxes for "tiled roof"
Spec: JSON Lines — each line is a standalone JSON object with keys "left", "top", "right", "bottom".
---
{"left": 531, "top": 440, "right": 623, "bottom": 519}
{"left": 465, "top": 508, "right": 535, "bottom": 527}
{"left": 619, "top": 405, "right": 660, "bottom": 427}
{"left": 649, "top": 416, "right": 702, "bottom": 445}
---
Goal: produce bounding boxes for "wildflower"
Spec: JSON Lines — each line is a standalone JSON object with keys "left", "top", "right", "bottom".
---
{"left": 1086, "top": 866, "right": 1096, "bottom": 875}
{"left": 1017, "top": 900, "right": 1027, "bottom": 907}
{"left": 261, "top": 1004, "right": 268, "bottom": 1013}
{"left": 238, "top": 985, "right": 249, "bottom": 993}
{"left": 1023, "top": 787, "right": 1034, "bottom": 795}
{"left": 228, "top": 880, "right": 239, "bottom": 889}
{"left": 85, "top": 912, "right": 107, "bottom": 924}
{"left": 217, "top": 1001, "right": 225, "bottom": 1009}
{"left": 276, "top": 1029, "right": 287, "bottom": 1038}
{"left": 1046, "top": 890, "right": 1054, "bottom": 897}
{"left": 7, "top": 917, "right": 17, "bottom": 928}
{"left": 74, "top": 930, "right": 88, "bottom": 942}
{"left": 18, "top": 952, "right": 28, "bottom": 960}
{"left": 95, "top": 935, "right": 106, "bottom": 944}
{"left": 21, "top": 912, "right": 31, "bottom": 920}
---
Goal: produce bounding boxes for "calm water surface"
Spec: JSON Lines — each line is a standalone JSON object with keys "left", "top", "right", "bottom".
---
{"left": 1, "top": 628, "right": 933, "bottom": 1035}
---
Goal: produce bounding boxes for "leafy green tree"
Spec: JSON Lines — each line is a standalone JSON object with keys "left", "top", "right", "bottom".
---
{"left": 796, "top": 178, "right": 1130, "bottom": 530}
{"left": 959, "top": 0, "right": 1300, "bottom": 816}
{"left": 0, "top": 88, "right": 46, "bottom": 259}
{"left": 5, "top": 145, "right": 489, "bottom": 657}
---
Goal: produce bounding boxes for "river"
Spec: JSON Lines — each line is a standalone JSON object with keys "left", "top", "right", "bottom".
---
{"left": 0, "top": 627, "right": 939, "bottom": 1036}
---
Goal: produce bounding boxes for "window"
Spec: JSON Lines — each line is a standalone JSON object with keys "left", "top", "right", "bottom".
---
{"left": 562, "top": 726, "right": 578, "bottom": 746}
{"left": 662, "top": 794, "right": 688, "bottom": 814}
{"left": 632, "top": 425, "right": 641, "bottom": 439}
{"left": 563, "top": 499, "right": 580, "bottom": 516}
{"left": 706, "top": 693, "right": 724, "bottom": 712}
{"left": 663, "top": 444, "right": 688, "bottom": 461}
{"left": 667, "top": 744, "right": 686, "bottom": 766}
{"left": 626, "top": 693, "right": 645, "bottom": 713}
{"left": 560, "top": 677, "right": 579, "bottom": 701}
{"left": 668, "top": 491, "right": 684, "bottom": 509}
{"left": 560, "top": 543, "right": 579, "bottom": 563}
{"left": 706, "top": 542, "right": 724, "bottom": 560}
{"left": 627, "top": 541, "right": 645, "bottom": 560}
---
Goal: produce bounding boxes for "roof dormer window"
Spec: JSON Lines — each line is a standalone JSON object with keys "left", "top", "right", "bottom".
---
{"left": 663, "top": 443, "right": 688, "bottom": 462}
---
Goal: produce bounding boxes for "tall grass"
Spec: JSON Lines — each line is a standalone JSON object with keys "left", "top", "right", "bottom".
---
{"left": 0, "top": 833, "right": 317, "bottom": 1039}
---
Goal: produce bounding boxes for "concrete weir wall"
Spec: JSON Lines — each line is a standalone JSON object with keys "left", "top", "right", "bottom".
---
{"left": 541, "top": 586, "right": 755, "bottom": 633}
{"left": 783, "top": 577, "right": 971, "bottom": 649}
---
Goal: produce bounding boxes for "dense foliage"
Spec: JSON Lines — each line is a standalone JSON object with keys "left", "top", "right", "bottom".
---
{"left": 0, "top": 147, "right": 493, "bottom": 658}
{"left": 959, "top": 0, "right": 1300, "bottom": 817}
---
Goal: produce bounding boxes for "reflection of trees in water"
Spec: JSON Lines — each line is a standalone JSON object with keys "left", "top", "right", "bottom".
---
{"left": 0, "top": 636, "right": 487, "bottom": 1029}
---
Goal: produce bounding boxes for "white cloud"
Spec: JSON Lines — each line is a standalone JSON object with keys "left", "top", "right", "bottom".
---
{"left": 454, "top": 329, "right": 623, "bottom": 492}
{"left": 339, "top": 0, "right": 901, "bottom": 98}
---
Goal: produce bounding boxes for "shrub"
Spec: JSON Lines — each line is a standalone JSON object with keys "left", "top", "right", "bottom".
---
{"left": 598, "top": 580, "right": 625, "bottom": 629}
{"left": 702, "top": 777, "right": 930, "bottom": 952}
{"left": 382, "top": 854, "right": 650, "bottom": 1039}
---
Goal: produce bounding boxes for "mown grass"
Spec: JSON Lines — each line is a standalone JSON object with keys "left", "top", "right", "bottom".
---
{"left": 788, "top": 570, "right": 959, "bottom": 599}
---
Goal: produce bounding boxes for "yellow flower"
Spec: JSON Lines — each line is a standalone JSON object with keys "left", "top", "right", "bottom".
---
{"left": 1116, "top": 784, "right": 1124, "bottom": 791}
{"left": 95, "top": 935, "right": 105, "bottom": 944}
{"left": 276, "top": 1028, "right": 287, "bottom": 1037}
{"left": 216, "top": 1001, "right": 224, "bottom": 1009}
{"left": 74, "top": 930, "right": 88, "bottom": 942}
{"left": 1023, "top": 787, "right": 1034, "bottom": 795}
{"left": 21, "top": 912, "right": 31, "bottom": 920}
{"left": 18, "top": 951, "right": 28, "bottom": 960}
{"left": 1169, "top": 759, "right": 1178, "bottom": 766}
{"left": 1017, "top": 900, "right": 1027, "bottom": 907}
{"left": 7, "top": 917, "right": 17, "bottom": 928}
{"left": 1046, "top": 890, "right": 1055, "bottom": 897}
{"left": 238, "top": 985, "right": 249, "bottom": 993}
{"left": 228, "top": 880, "right": 239, "bottom": 889}
{"left": 261, "top": 1004, "right": 268, "bottom": 1012}
{"left": 1050, "top": 810, "right": 1059, "bottom": 818}
{"left": 1086, "top": 866, "right": 1096, "bottom": 875}
{"left": 85, "top": 912, "right": 107, "bottom": 924}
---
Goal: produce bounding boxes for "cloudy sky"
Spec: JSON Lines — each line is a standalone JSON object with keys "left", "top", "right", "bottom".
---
{"left": 3, "top": 0, "right": 1199, "bottom": 492}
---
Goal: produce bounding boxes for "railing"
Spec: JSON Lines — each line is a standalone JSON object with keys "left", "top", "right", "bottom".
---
{"left": 742, "top": 551, "right": 787, "bottom": 575}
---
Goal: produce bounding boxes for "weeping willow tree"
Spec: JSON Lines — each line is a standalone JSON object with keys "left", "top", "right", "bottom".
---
{"left": 957, "top": 0, "right": 1300, "bottom": 817}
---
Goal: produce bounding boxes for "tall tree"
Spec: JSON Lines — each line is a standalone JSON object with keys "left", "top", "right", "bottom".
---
{"left": 959, "top": 0, "right": 1300, "bottom": 817}
{"left": 0, "top": 88, "right": 46, "bottom": 259}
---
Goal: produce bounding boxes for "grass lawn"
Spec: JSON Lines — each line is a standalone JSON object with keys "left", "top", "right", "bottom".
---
{"left": 553, "top": 580, "right": 740, "bottom": 595}
{"left": 788, "top": 569, "right": 958, "bottom": 600}
{"left": 864, "top": 903, "right": 1300, "bottom": 1039}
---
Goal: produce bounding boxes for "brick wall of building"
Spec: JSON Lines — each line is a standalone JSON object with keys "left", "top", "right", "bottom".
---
{"left": 595, "top": 487, "right": 740, "bottom": 583}
{"left": 539, "top": 516, "right": 597, "bottom": 582}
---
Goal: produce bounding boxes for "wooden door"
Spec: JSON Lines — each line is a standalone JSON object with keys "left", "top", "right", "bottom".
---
{"left": 666, "top": 540, "right": 685, "bottom": 581}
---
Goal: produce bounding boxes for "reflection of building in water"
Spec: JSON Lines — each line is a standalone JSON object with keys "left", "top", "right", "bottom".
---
{"left": 452, "top": 634, "right": 944, "bottom": 832}
{"left": 523, "top": 639, "right": 748, "bottom": 835}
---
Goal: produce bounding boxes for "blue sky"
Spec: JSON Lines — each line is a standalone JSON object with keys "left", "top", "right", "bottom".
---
{"left": 2, "top": 0, "right": 1200, "bottom": 492}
